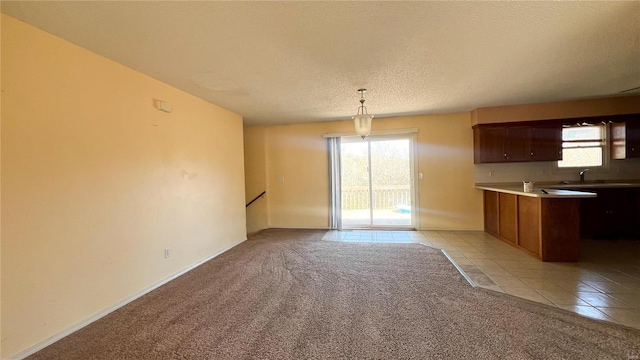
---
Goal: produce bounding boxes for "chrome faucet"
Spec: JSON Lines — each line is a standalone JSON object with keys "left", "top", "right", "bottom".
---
{"left": 579, "top": 169, "right": 589, "bottom": 184}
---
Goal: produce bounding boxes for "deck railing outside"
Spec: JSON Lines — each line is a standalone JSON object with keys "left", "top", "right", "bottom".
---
{"left": 342, "top": 186, "right": 410, "bottom": 210}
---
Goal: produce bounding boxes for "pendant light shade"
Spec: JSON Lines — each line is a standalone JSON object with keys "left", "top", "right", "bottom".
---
{"left": 353, "top": 114, "right": 374, "bottom": 139}
{"left": 352, "top": 89, "right": 374, "bottom": 139}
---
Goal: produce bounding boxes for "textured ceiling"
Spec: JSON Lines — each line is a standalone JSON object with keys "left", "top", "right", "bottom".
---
{"left": 2, "top": 1, "right": 639, "bottom": 126}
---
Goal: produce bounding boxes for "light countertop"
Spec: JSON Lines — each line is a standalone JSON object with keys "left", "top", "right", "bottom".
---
{"left": 475, "top": 184, "right": 597, "bottom": 198}
{"left": 546, "top": 182, "right": 640, "bottom": 189}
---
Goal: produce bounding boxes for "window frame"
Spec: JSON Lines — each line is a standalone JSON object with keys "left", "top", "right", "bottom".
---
{"left": 553, "top": 122, "right": 609, "bottom": 173}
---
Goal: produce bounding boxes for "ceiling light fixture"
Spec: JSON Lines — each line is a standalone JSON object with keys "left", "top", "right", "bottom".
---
{"left": 352, "top": 88, "right": 374, "bottom": 139}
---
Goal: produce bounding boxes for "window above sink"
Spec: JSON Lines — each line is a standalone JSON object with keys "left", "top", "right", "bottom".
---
{"left": 556, "top": 123, "right": 607, "bottom": 169}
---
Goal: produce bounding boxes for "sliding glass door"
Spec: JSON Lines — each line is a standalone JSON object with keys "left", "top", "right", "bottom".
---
{"left": 340, "top": 141, "right": 370, "bottom": 227}
{"left": 340, "top": 135, "right": 415, "bottom": 229}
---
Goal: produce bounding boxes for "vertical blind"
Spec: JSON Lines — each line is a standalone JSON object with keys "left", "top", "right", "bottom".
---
{"left": 328, "top": 137, "right": 342, "bottom": 230}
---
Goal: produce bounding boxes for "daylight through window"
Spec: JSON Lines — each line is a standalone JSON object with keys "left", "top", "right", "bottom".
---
{"left": 557, "top": 124, "right": 605, "bottom": 168}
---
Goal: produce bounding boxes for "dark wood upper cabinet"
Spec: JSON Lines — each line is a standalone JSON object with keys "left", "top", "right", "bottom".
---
{"left": 474, "top": 126, "right": 506, "bottom": 163}
{"left": 632, "top": 121, "right": 640, "bottom": 158}
{"left": 611, "top": 119, "right": 640, "bottom": 159}
{"left": 473, "top": 122, "right": 561, "bottom": 164}
{"left": 474, "top": 114, "right": 639, "bottom": 164}
{"left": 531, "top": 124, "right": 562, "bottom": 161}
{"left": 505, "top": 126, "right": 533, "bottom": 162}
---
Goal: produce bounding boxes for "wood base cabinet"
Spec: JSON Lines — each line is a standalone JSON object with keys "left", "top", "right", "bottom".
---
{"left": 483, "top": 190, "right": 580, "bottom": 261}
{"left": 578, "top": 188, "right": 639, "bottom": 239}
{"left": 499, "top": 193, "right": 518, "bottom": 244}
{"left": 517, "top": 196, "right": 540, "bottom": 255}
{"left": 484, "top": 191, "right": 499, "bottom": 235}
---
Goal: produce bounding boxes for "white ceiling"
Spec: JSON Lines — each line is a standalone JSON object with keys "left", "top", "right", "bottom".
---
{"left": 2, "top": 1, "right": 639, "bottom": 126}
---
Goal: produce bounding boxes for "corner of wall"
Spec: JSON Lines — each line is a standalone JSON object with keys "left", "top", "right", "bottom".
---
{"left": 243, "top": 126, "right": 269, "bottom": 234}
{"left": 264, "top": 127, "right": 271, "bottom": 229}
{"left": 470, "top": 109, "right": 479, "bottom": 126}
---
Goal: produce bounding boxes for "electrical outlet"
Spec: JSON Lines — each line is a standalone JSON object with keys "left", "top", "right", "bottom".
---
{"left": 164, "top": 248, "right": 170, "bottom": 259}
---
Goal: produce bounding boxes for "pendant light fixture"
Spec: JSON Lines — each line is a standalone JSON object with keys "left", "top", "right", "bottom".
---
{"left": 352, "top": 88, "right": 374, "bottom": 139}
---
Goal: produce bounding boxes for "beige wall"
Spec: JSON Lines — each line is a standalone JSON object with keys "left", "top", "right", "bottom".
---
{"left": 1, "top": 11, "right": 3, "bottom": 358}
{"left": 471, "top": 95, "right": 640, "bottom": 125}
{"left": 1, "top": 14, "right": 246, "bottom": 358}
{"left": 243, "top": 126, "right": 268, "bottom": 234}
{"left": 248, "top": 112, "right": 483, "bottom": 231}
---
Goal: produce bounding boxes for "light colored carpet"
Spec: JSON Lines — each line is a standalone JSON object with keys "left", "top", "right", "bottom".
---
{"left": 28, "top": 229, "right": 640, "bottom": 359}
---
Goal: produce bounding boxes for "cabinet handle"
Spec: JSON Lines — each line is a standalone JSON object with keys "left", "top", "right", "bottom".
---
{"left": 530, "top": 152, "right": 534, "bottom": 156}
{"left": 504, "top": 153, "right": 507, "bottom": 157}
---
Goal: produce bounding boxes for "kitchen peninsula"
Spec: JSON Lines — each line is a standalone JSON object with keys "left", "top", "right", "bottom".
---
{"left": 475, "top": 184, "right": 596, "bottom": 262}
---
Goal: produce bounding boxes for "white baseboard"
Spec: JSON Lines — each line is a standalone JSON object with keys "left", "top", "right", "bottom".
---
{"left": 267, "top": 226, "right": 330, "bottom": 230}
{"left": 9, "top": 238, "right": 247, "bottom": 360}
{"left": 419, "top": 228, "right": 484, "bottom": 231}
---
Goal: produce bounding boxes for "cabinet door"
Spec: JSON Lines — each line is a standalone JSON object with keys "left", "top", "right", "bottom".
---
{"left": 634, "top": 189, "right": 640, "bottom": 238}
{"left": 627, "top": 120, "right": 640, "bottom": 158}
{"left": 531, "top": 125, "right": 562, "bottom": 161}
{"left": 611, "top": 121, "right": 640, "bottom": 159}
{"left": 610, "top": 122, "right": 626, "bottom": 160}
{"left": 505, "top": 126, "right": 532, "bottom": 162}
{"left": 498, "top": 193, "right": 518, "bottom": 244}
{"left": 605, "top": 189, "right": 634, "bottom": 238}
{"left": 474, "top": 124, "right": 562, "bottom": 163}
{"left": 484, "top": 191, "right": 499, "bottom": 236}
{"left": 475, "top": 127, "right": 507, "bottom": 163}
{"left": 580, "top": 188, "right": 634, "bottom": 239}
{"left": 518, "top": 196, "right": 541, "bottom": 256}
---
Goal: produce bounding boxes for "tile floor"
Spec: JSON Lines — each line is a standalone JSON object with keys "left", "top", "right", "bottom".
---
{"left": 322, "top": 229, "right": 640, "bottom": 330}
